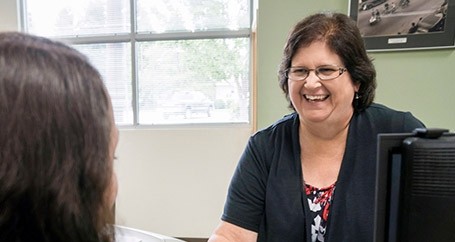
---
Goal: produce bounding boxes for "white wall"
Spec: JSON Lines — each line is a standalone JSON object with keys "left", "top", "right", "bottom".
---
{"left": 1, "top": 0, "right": 253, "bottom": 238}
{"left": 0, "top": 0, "right": 19, "bottom": 31}
{"left": 115, "top": 126, "right": 251, "bottom": 238}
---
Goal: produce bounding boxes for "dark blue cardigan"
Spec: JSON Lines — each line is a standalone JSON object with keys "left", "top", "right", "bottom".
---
{"left": 221, "top": 103, "right": 425, "bottom": 242}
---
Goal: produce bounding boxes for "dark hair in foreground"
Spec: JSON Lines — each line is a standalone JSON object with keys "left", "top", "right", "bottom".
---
{"left": 278, "top": 12, "right": 377, "bottom": 112}
{"left": 0, "top": 32, "right": 114, "bottom": 242}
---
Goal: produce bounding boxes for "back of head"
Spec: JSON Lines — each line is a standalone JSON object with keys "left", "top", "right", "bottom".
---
{"left": 278, "top": 12, "right": 377, "bottom": 112}
{"left": 0, "top": 32, "right": 114, "bottom": 242}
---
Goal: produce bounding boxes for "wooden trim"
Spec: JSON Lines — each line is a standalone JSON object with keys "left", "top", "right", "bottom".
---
{"left": 251, "top": 7, "right": 258, "bottom": 132}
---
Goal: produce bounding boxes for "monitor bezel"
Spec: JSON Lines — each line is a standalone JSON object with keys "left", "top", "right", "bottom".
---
{"left": 374, "top": 132, "right": 414, "bottom": 242}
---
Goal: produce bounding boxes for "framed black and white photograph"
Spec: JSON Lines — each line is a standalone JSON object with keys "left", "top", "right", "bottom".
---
{"left": 349, "top": 0, "right": 455, "bottom": 51}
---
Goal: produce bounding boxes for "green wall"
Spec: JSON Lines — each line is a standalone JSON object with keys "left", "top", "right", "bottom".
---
{"left": 256, "top": 0, "right": 455, "bottom": 131}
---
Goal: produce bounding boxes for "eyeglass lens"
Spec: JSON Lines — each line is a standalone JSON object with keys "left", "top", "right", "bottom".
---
{"left": 287, "top": 66, "right": 345, "bottom": 81}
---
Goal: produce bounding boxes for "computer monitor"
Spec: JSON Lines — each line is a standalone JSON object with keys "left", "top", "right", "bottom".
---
{"left": 374, "top": 128, "right": 455, "bottom": 242}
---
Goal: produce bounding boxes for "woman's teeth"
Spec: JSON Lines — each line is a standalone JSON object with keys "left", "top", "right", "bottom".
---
{"left": 304, "top": 95, "right": 329, "bottom": 101}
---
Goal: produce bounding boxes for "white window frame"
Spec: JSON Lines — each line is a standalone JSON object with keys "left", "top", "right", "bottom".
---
{"left": 18, "top": 0, "right": 255, "bottom": 128}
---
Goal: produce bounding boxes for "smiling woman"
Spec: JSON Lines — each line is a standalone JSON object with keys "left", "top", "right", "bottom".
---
{"left": 287, "top": 41, "right": 359, "bottom": 127}
{"left": 208, "top": 12, "right": 425, "bottom": 242}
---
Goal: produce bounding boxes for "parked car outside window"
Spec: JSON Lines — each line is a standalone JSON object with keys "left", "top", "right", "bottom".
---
{"left": 162, "top": 91, "right": 214, "bottom": 119}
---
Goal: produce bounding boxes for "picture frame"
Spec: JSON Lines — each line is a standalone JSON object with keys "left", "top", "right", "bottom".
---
{"left": 348, "top": 0, "right": 455, "bottom": 52}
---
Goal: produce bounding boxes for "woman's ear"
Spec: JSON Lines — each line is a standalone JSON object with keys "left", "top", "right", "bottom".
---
{"left": 354, "top": 82, "right": 361, "bottom": 93}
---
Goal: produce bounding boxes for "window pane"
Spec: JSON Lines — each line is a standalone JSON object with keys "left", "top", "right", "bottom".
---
{"left": 25, "top": 0, "right": 130, "bottom": 37}
{"left": 137, "top": 38, "right": 250, "bottom": 124}
{"left": 137, "top": 0, "right": 250, "bottom": 33}
{"left": 22, "top": 0, "right": 252, "bottom": 126}
{"left": 74, "top": 43, "right": 133, "bottom": 125}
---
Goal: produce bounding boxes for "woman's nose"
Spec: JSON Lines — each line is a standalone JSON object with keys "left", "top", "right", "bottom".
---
{"left": 303, "top": 72, "right": 322, "bottom": 88}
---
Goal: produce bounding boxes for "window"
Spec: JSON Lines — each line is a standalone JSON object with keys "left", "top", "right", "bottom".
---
{"left": 20, "top": 0, "right": 252, "bottom": 125}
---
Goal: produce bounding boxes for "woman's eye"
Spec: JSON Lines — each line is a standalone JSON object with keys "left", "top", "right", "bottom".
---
{"left": 293, "top": 68, "right": 308, "bottom": 74}
{"left": 318, "top": 67, "right": 336, "bottom": 75}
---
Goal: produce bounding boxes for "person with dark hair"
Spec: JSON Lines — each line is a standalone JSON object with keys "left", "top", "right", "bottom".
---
{"left": 209, "top": 12, "right": 424, "bottom": 242}
{"left": 408, "top": 22, "right": 418, "bottom": 33}
{"left": 0, "top": 32, "right": 119, "bottom": 242}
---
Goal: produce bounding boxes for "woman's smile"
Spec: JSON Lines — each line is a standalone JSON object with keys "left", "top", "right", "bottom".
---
{"left": 304, "top": 94, "right": 330, "bottom": 102}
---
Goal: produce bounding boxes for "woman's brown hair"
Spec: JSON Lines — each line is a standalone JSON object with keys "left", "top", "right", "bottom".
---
{"left": 0, "top": 32, "right": 114, "bottom": 242}
{"left": 278, "top": 12, "right": 377, "bottom": 112}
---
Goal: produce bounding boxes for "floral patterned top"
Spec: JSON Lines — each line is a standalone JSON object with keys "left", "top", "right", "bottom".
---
{"left": 305, "top": 182, "right": 336, "bottom": 242}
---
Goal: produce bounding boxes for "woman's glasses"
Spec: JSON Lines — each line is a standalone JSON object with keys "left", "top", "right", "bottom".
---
{"left": 285, "top": 65, "right": 347, "bottom": 81}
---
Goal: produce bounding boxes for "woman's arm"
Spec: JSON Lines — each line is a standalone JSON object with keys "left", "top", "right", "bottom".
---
{"left": 208, "top": 221, "right": 258, "bottom": 242}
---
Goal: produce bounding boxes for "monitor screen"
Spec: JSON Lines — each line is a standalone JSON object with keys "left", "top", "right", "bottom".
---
{"left": 374, "top": 130, "right": 455, "bottom": 242}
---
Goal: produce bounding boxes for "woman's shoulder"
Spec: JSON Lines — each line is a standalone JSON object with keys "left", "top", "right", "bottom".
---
{"left": 245, "top": 112, "right": 299, "bottom": 150}
{"left": 365, "top": 103, "right": 405, "bottom": 114}
{"left": 357, "top": 103, "right": 425, "bottom": 132}
{"left": 253, "top": 112, "right": 298, "bottom": 137}
{"left": 364, "top": 103, "right": 419, "bottom": 120}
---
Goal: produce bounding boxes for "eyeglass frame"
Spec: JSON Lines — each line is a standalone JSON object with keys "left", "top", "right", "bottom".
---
{"left": 285, "top": 65, "right": 348, "bottom": 81}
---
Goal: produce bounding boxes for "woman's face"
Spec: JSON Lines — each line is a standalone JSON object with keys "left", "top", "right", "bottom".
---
{"left": 107, "top": 114, "right": 119, "bottom": 208}
{"left": 288, "top": 41, "right": 359, "bottom": 128}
